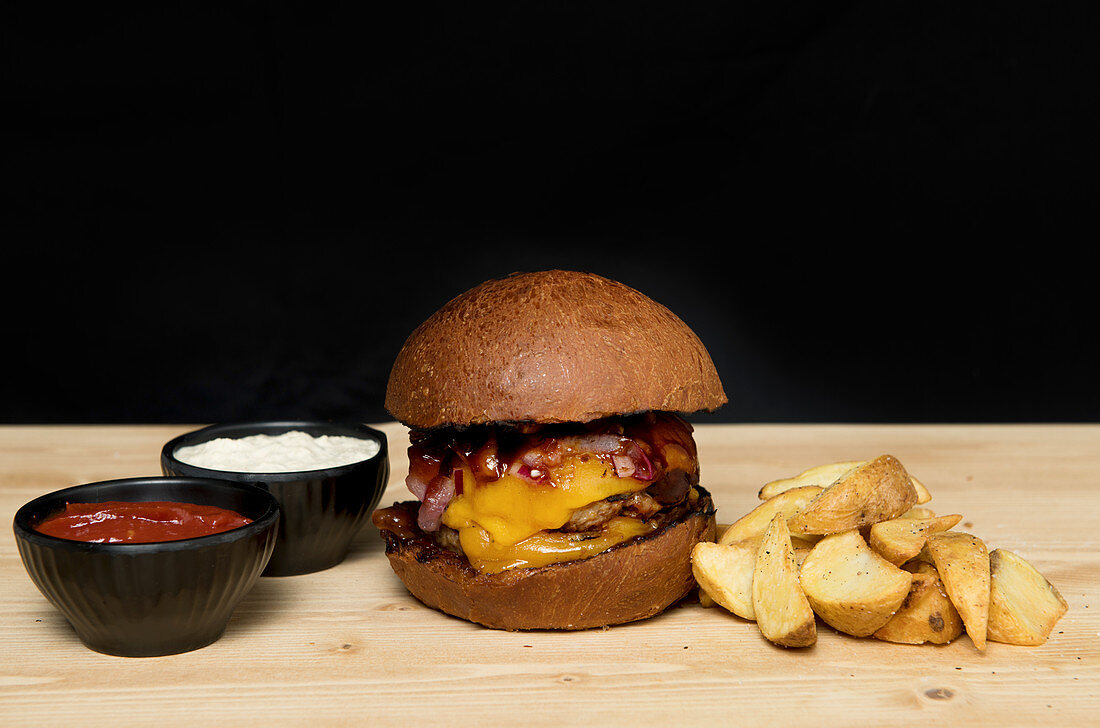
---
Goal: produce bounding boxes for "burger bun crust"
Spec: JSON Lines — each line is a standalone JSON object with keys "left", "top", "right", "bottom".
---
{"left": 385, "top": 270, "right": 727, "bottom": 429}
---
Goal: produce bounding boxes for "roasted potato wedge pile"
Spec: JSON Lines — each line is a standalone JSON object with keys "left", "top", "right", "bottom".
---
{"left": 692, "top": 455, "right": 1067, "bottom": 650}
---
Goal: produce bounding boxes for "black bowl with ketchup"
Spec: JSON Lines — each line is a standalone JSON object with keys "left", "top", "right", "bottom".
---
{"left": 13, "top": 476, "right": 279, "bottom": 658}
{"left": 161, "top": 421, "right": 389, "bottom": 576}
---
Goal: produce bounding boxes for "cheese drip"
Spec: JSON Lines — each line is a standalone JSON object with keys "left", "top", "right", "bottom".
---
{"left": 441, "top": 457, "right": 652, "bottom": 573}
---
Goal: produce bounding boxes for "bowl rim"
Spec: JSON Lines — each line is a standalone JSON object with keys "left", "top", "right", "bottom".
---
{"left": 161, "top": 420, "right": 388, "bottom": 482}
{"left": 13, "top": 476, "right": 281, "bottom": 553}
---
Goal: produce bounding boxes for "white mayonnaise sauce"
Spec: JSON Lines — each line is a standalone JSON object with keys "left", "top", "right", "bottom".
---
{"left": 174, "top": 430, "right": 381, "bottom": 473}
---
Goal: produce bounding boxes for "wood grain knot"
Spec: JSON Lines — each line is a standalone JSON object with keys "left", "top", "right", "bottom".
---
{"left": 924, "top": 687, "right": 954, "bottom": 701}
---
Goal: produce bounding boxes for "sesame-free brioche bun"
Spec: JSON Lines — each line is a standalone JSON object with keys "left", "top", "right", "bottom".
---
{"left": 376, "top": 488, "right": 716, "bottom": 630}
{"left": 385, "top": 269, "right": 727, "bottom": 428}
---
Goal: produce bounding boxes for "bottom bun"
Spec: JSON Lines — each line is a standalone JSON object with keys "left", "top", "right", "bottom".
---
{"left": 374, "top": 486, "right": 716, "bottom": 630}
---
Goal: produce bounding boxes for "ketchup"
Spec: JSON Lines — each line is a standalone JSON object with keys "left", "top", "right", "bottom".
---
{"left": 34, "top": 501, "right": 253, "bottom": 543}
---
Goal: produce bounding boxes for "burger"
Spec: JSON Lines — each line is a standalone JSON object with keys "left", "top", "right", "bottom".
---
{"left": 372, "top": 269, "right": 726, "bottom": 630}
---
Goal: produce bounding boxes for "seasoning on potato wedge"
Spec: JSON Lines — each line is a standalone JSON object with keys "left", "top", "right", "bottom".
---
{"left": 787, "top": 455, "right": 918, "bottom": 536}
{"left": 799, "top": 529, "right": 913, "bottom": 637}
{"left": 719, "top": 485, "right": 822, "bottom": 545}
{"left": 752, "top": 514, "right": 817, "bottom": 648}
{"left": 873, "top": 561, "right": 963, "bottom": 645}
{"left": 869, "top": 513, "right": 963, "bottom": 566}
{"left": 923, "top": 531, "right": 991, "bottom": 651}
{"left": 695, "top": 535, "right": 814, "bottom": 617}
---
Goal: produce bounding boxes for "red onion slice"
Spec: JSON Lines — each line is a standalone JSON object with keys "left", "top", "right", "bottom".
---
{"left": 611, "top": 454, "right": 636, "bottom": 478}
{"left": 627, "top": 442, "right": 656, "bottom": 481}
{"left": 405, "top": 472, "right": 428, "bottom": 501}
{"left": 560, "top": 433, "right": 624, "bottom": 454}
{"left": 417, "top": 475, "right": 455, "bottom": 532}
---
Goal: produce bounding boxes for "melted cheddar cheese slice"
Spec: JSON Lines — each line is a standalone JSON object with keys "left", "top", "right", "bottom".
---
{"left": 441, "top": 456, "right": 652, "bottom": 573}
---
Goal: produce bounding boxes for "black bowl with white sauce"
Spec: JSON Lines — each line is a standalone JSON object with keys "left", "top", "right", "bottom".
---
{"left": 161, "top": 421, "right": 389, "bottom": 576}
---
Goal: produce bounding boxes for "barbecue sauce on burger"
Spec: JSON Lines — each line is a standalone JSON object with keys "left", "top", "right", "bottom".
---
{"left": 374, "top": 412, "right": 701, "bottom": 573}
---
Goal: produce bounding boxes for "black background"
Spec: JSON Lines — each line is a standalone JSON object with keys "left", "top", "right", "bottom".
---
{"left": 6, "top": 2, "right": 1098, "bottom": 425}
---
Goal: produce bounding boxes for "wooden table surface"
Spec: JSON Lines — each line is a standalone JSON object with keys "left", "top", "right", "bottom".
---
{"left": 2, "top": 423, "right": 1097, "bottom": 726}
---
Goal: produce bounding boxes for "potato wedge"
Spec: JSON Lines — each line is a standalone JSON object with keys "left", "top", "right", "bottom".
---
{"left": 753, "top": 515, "right": 817, "bottom": 647}
{"left": 924, "top": 531, "right": 990, "bottom": 650}
{"left": 758, "top": 461, "right": 865, "bottom": 500}
{"left": 873, "top": 562, "right": 963, "bottom": 644}
{"left": 901, "top": 506, "right": 937, "bottom": 519}
{"left": 790, "top": 539, "right": 815, "bottom": 568}
{"left": 869, "top": 514, "right": 963, "bottom": 566}
{"left": 910, "top": 475, "right": 932, "bottom": 505}
{"left": 799, "top": 529, "right": 913, "bottom": 637}
{"left": 695, "top": 536, "right": 814, "bottom": 616}
{"left": 698, "top": 521, "right": 732, "bottom": 606}
{"left": 719, "top": 486, "right": 823, "bottom": 545}
{"left": 692, "top": 539, "right": 759, "bottom": 620}
{"left": 787, "top": 455, "right": 918, "bottom": 536}
{"left": 987, "top": 549, "right": 1068, "bottom": 645}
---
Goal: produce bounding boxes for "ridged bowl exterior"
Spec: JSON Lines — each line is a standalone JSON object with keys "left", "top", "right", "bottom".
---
{"left": 161, "top": 422, "right": 389, "bottom": 576}
{"left": 13, "top": 477, "right": 279, "bottom": 657}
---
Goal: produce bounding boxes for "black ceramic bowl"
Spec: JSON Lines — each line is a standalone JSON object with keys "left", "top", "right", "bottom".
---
{"left": 14, "top": 476, "right": 279, "bottom": 657}
{"left": 161, "top": 421, "right": 389, "bottom": 577}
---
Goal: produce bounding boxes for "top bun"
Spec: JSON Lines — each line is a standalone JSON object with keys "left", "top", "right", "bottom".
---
{"left": 385, "top": 270, "right": 726, "bottom": 428}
